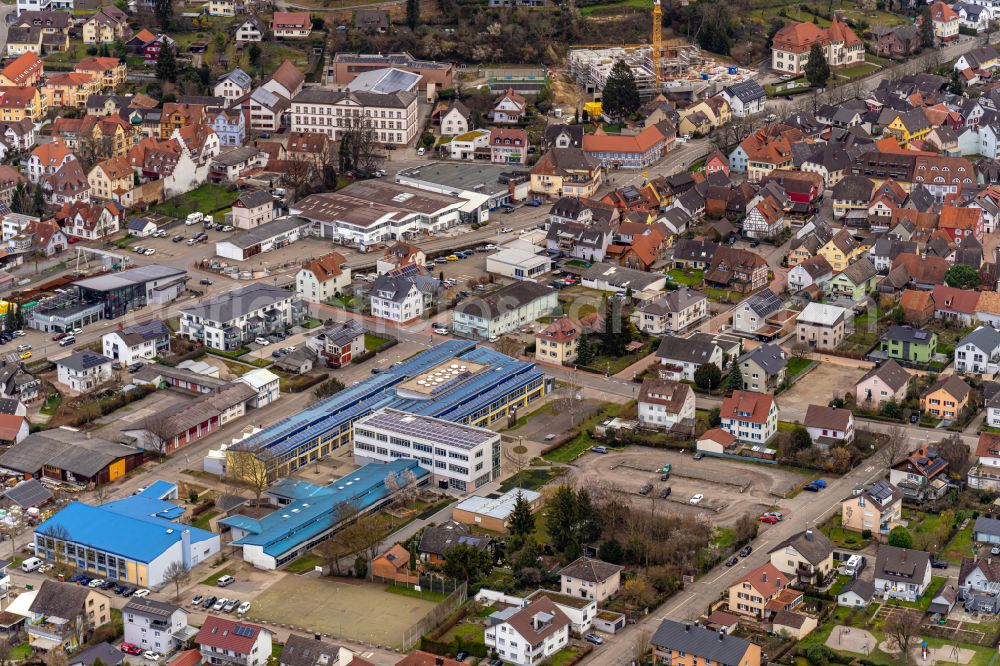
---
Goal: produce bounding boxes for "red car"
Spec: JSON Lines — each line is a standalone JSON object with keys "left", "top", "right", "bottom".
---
{"left": 758, "top": 515, "right": 779, "bottom": 524}
{"left": 67, "top": 237, "right": 79, "bottom": 244}
{"left": 120, "top": 644, "right": 142, "bottom": 655}
{"left": 51, "top": 332, "right": 66, "bottom": 341}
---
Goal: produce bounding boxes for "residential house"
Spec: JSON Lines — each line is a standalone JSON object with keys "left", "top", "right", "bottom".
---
{"left": 122, "top": 599, "right": 187, "bottom": 654}
{"left": 768, "top": 529, "right": 835, "bottom": 587}
{"left": 88, "top": 156, "right": 135, "bottom": 202}
{"left": 958, "top": 556, "right": 1000, "bottom": 599}
{"left": 802, "top": 144, "right": 854, "bottom": 188}
{"left": 672, "top": 238, "right": 717, "bottom": 270}
{"left": 787, "top": 255, "right": 833, "bottom": 291}
{"left": 649, "top": 620, "right": 761, "bottom": 666}
{"left": 728, "top": 563, "right": 790, "bottom": 618}
{"left": 377, "top": 241, "right": 425, "bottom": 275}
{"left": 638, "top": 378, "right": 695, "bottom": 431}
{"left": 720, "top": 390, "right": 778, "bottom": 444}
{"left": 484, "top": 597, "right": 570, "bottom": 666}
{"left": 732, "top": 289, "right": 783, "bottom": 336}
{"left": 179, "top": 284, "right": 302, "bottom": 351}
{"left": 534, "top": 317, "right": 581, "bottom": 365}
{"left": 655, "top": 335, "right": 723, "bottom": 382}
{"left": 928, "top": 1, "right": 960, "bottom": 43}
{"left": 296, "top": 252, "right": 349, "bottom": 304}
{"left": 209, "top": 109, "right": 246, "bottom": 147}
{"left": 196, "top": 616, "right": 272, "bottom": 666}
{"left": 286, "top": 132, "right": 329, "bottom": 165}
{"left": 493, "top": 88, "right": 526, "bottom": 124}
{"left": 874, "top": 545, "right": 932, "bottom": 601}
{"left": 74, "top": 57, "right": 126, "bottom": 92}
{"left": 370, "top": 272, "right": 436, "bottom": 324}
{"left": 922, "top": 374, "right": 971, "bottom": 421}
{"left": 884, "top": 109, "right": 933, "bottom": 148}
{"left": 582, "top": 123, "right": 673, "bottom": 170}
{"left": 453, "top": 281, "right": 555, "bottom": 339}
{"left": 969, "top": 433, "right": 1000, "bottom": 491}
{"left": 939, "top": 205, "right": 984, "bottom": 245}
{"left": 417, "top": 521, "right": 489, "bottom": 566}
{"left": 803, "top": 405, "right": 855, "bottom": 445}
{"left": 448, "top": 130, "right": 490, "bottom": 160}
{"left": 26, "top": 580, "right": 111, "bottom": 653}
{"left": 305, "top": 319, "right": 364, "bottom": 369}
{"left": 855, "top": 360, "right": 911, "bottom": 410}
{"left": 55, "top": 351, "right": 112, "bottom": 393}
{"left": 559, "top": 557, "right": 623, "bottom": 603}
{"left": 840, "top": 479, "right": 903, "bottom": 541}
{"left": 438, "top": 101, "right": 471, "bottom": 137}
{"left": 737, "top": 344, "right": 787, "bottom": 393}
{"left": 817, "top": 229, "right": 863, "bottom": 273}
{"left": 490, "top": 128, "right": 529, "bottom": 165}
{"left": 703, "top": 246, "right": 769, "bottom": 293}
{"left": 973, "top": 516, "right": 1000, "bottom": 545}
{"left": 795, "top": 302, "right": 849, "bottom": 351}
{"left": 58, "top": 200, "right": 122, "bottom": 240}
{"left": 0, "top": 85, "right": 45, "bottom": 122}
{"left": 838, "top": 579, "right": 876, "bottom": 608}
{"left": 82, "top": 6, "right": 130, "bottom": 44}
{"left": 879, "top": 325, "right": 937, "bottom": 364}
{"left": 371, "top": 544, "right": 418, "bottom": 585}
{"left": 827, "top": 258, "right": 878, "bottom": 302}
{"left": 889, "top": 445, "right": 950, "bottom": 501}
{"left": 0, "top": 52, "right": 42, "bottom": 87}
{"left": 955, "top": 325, "right": 1000, "bottom": 375}
{"left": 630, "top": 289, "right": 708, "bottom": 335}
{"left": 530, "top": 147, "right": 601, "bottom": 199}
{"left": 743, "top": 195, "right": 786, "bottom": 240}
{"left": 101, "top": 320, "right": 170, "bottom": 365}
{"left": 270, "top": 12, "right": 312, "bottom": 39}
{"left": 977, "top": 292, "right": 1000, "bottom": 328}
{"left": 230, "top": 190, "right": 276, "bottom": 230}
{"left": 215, "top": 69, "right": 253, "bottom": 107}
{"left": 719, "top": 81, "right": 766, "bottom": 117}
{"left": 235, "top": 15, "right": 265, "bottom": 43}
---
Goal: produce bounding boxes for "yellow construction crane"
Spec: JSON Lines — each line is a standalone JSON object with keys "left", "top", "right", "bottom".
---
{"left": 652, "top": 0, "right": 662, "bottom": 88}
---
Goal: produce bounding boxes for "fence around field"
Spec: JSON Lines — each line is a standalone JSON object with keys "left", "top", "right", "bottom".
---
{"left": 399, "top": 580, "right": 468, "bottom": 650}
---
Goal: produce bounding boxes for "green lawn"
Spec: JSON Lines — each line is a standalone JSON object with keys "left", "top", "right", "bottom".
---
{"left": 439, "top": 620, "right": 485, "bottom": 645}
{"left": 271, "top": 643, "right": 283, "bottom": 659}
{"left": 364, "top": 333, "right": 390, "bottom": 351}
{"left": 200, "top": 568, "right": 235, "bottom": 586}
{"left": 499, "top": 467, "right": 560, "bottom": 492}
{"left": 39, "top": 393, "right": 62, "bottom": 416}
{"left": 579, "top": 0, "right": 651, "bottom": 15}
{"left": 543, "top": 402, "right": 635, "bottom": 463}
{"left": 943, "top": 525, "right": 975, "bottom": 564}
{"left": 668, "top": 268, "right": 704, "bottom": 286}
{"left": 150, "top": 184, "right": 238, "bottom": 219}
{"left": 705, "top": 287, "right": 741, "bottom": 303}
{"left": 821, "top": 515, "right": 871, "bottom": 549}
{"left": 284, "top": 554, "right": 323, "bottom": 574}
{"left": 547, "top": 647, "right": 583, "bottom": 666}
{"left": 835, "top": 62, "right": 882, "bottom": 79}
{"left": 10, "top": 644, "right": 30, "bottom": 660}
{"left": 786, "top": 357, "right": 815, "bottom": 380}
{"left": 385, "top": 584, "right": 449, "bottom": 603}
{"left": 889, "top": 576, "right": 946, "bottom": 610}
{"left": 192, "top": 509, "right": 219, "bottom": 531}
{"left": 711, "top": 527, "right": 735, "bottom": 549}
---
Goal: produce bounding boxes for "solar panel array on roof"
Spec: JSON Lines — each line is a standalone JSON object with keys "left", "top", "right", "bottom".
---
{"left": 869, "top": 479, "right": 894, "bottom": 503}
{"left": 914, "top": 331, "right": 928, "bottom": 340}
{"left": 232, "top": 625, "right": 254, "bottom": 637}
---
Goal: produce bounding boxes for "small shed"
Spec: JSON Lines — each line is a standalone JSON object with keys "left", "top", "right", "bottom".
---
{"left": 697, "top": 428, "right": 737, "bottom": 455}
{"left": 929, "top": 583, "right": 957, "bottom": 615}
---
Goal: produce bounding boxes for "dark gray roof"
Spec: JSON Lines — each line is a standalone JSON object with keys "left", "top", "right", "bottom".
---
{"left": 212, "top": 145, "right": 265, "bottom": 167}
{"left": 885, "top": 325, "right": 935, "bottom": 344}
{"left": 114, "top": 319, "right": 170, "bottom": 347}
{"left": 673, "top": 238, "right": 718, "bottom": 264}
{"left": 0, "top": 398, "right": 21, "bottom": 415}
{"left": 181, "top": 283, "right": 295, "bottom": 324}
{"left": 317, "top": 319, "right": 365, "bottom": 348}
{"left": 738, "top": 344, "right": 787, "bottom": 377}
{"left": 280, "top": 634, "right": 343, "bottom": 666}
{"left": 650, "top": 620, "right": 753, "bottom": 665}
{"left": 543, "top": 124, "right": 584, "bottom": 148}
{"left": 832, "top": 175, "right": 874, "bottom": 201}
{"left": 69, "top": 642, "right": 124, "bottom": 666}
{"left": 841, "top": 578, "right": 875, "bottom": 601}
{"left": 220, "top": 216, "right": 308, "bottom": 251}
{"left": 559, "top": 557, "right": 623, "bottom": 583}
{"left": 29, "top": 580, "right": 92, "bottom": 619}
{"left": 418, "top": 520, "right": 490, "bottom": 556}
{"left": 291, "top": 88, "right": 416, "bottom": 109}
{"left": 371, "top": 274, "right": 420, "bottom": 304}
{"left": 742, "top": 288, "right": 782, "bottom": 317}
{"left": 237, "top": 190, "right": 275, "bottom": 209}
{"left": 123, "top": 598, "right": 183, "bottom": 619}
{"left": 456, "top": 282, "right": 554, "bottom": 320}
{"left": 0, "top": 429, "right": 140, "bottom": 478}
{"left": 3, "top": 478, "right": 52, "bottom": 508}
{"left": 767, "top": 529, "right": 833, "bottom": 566}
{"left": 656, "top": 335, "right": 718, "bottom": 364}
{"left": 839, "top": 258, "right": 878, "bottom": 285}
{"left": 722, "top": 80, "right": 765, "bottom": 104}
{"left": 958, "top": 326, "right": 1000, "bottom": 355}
{"left": 640, "top": 288, "right": 706, "bottom": 316}
{"left": 875, "top": 545, "right": 930, "bottom": 584}
{"left": 219, "top": 68, "right": 252, "bottom": 90}
{"left": 56, "top": 350, "right": 111, "bottom": 373}
{"left": 974, "top": 515, "right": 1000, "bottom": 537}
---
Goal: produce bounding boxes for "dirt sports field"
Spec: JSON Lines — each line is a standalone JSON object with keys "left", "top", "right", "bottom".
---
{"left": 567, "top": 447, "right": 809, "bottom": 526}
{"left": 249, "top": 576, "right": 438, "bottom": 648}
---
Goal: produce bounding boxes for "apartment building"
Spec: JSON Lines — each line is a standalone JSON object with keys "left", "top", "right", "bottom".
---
{"left": 196, "top": 617, "right": 272, "bottom": 666}
{"left": 353, "top": 408, "right": 500, "bottom": 492}
{"left": 720, "top": 390, "right": 778, "bottom": 444}
{"left": 123, "top": 599, "right": 188, "bottom": 654}
{"left": 795, "top": 302, "right": 849, "bottom": 351}
{"left": 179, "top": 284, "right": 302, "bottom": 351}
{"left": 485, "top": 597, "right": 570, "bottom": 666}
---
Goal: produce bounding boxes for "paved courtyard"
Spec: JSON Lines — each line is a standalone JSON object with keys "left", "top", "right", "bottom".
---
{"left": 247, "top": 575, "right": 439, "bottom": 649}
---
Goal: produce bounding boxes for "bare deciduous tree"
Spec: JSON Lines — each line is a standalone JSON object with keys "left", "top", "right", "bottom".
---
{"left": 162, "top": 561, "right": 191, "bottom": 600}
{"left": 876, "top": 425, "right": 909, "bottom": 470}
{"left": 226, "top": 444, "right": 276, "bottom": 503}
{"left": 142, "top": 412, "right": 176, "bottom": 459}
{"left": 885, "top": 611, "right": 921, "bottom": 664}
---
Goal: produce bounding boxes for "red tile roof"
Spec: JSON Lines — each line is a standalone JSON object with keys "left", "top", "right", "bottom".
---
{"left": 932, "top": 285, "right": 981, "bottom": 315}
{"left": 1, "top": 52, "right": 42, "bottom": 86}
{"left": 977, "top": 432, "right": 1000, "bottom": 459}
{"left": 167, "top": 650, "right": 201, "bottom": 666}
{"left": 0, "top": 414, "right": 25, "bottom": 441}
{"left": 196, "top": 616, "right": 266, "bottom": 654}
{"left": 721, "top": 390, "right": 774, "bottom": 426}
{"left": 730, "top": 562, "right": 787, "bottom": 599}
{"left": 536, "top": 317, "right": 581, "bottom": 344}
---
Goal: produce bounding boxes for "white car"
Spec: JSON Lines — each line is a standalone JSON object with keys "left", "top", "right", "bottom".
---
{"left": 133, "top": 588, "right": 150, "bottom": 598}
{"left": 70, "top": 328, "right": 82, "bottom": 335}
{"left": 143, "top": 652, "right": 162, "bottom": 662}
{"left": 500, "top": 227, "right": 513, "bottom": 233}
{"left": 416, "top": 147, "right": 426, "bottom": 155}
{"left": 282, "top": 346, "right": 296, "bottom": 353}
{"left": 254, "top": 337, "right": 270, "bottom": 346}
{"left": 236, "top": 601, "right": 251, "bottom": 615}
{"left": 144, "top": 248, "right": 155, "bottom": 256}
{"left": 488, "top": 336, "right": 499, "bottom": 343}
{"left": 689, "top": 494, "right": 704, "bottom": 505}
{"left": 432, "top": 326, "right": 448, "bottom": 335}
{"left": 213, "top": 598, "right": 228, "bottom": 611}
{"left": 485, "top": 244, "right": 497, "bottom": 250}
{"left": 88, "top": 579, "right": 105, "bottom": 588}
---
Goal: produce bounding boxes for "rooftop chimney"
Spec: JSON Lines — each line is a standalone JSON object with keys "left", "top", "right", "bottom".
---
{"left": 718, "top": 629, "right": 726, "bottom": 640}
{"left": 762, "top": 572, "right": 768, "bottom": 582}
{"left": 805, "top": 529, "right": 813, "bottom": 541}
{"left": 684, "top": 623, "right": 690, "bottom": 632}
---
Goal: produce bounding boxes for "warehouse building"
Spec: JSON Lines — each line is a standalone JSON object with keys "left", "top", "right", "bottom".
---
{"left": 226, "top": 340, "right": 548, "bottom": 479}
{"left": 394, "top": 162, "right": 530, "bottom": 224}
{"left": 0, "top": 427, "right": 144, "bottom": 486}
{"left": 215, "top": 217, "right": 309, "bottom": 262}
{"left": 33, "top": 482, "right": 221, "bottom": 588}
{"left": 353, "top": 408, "right": 500, "bottom": 492}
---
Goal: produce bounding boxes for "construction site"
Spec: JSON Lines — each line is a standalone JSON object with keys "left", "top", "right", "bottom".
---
{"left": 567, "top": 0, "right": 757, "bottom": 103}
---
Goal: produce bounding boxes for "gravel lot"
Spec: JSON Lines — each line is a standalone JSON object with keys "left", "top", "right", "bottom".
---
{"left": 567, "top": 447, "right": 810, "bottom": 527}
{"left": 776, "top": 362, "right": 867, "bottom": 421}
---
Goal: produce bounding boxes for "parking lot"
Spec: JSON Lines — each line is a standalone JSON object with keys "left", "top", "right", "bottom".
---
{"left": 567, "top": 447, "right": 808, "bottom": 527}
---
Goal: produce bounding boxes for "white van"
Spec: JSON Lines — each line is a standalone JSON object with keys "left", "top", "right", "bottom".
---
{"left": 185, "top": 212, "right": 203, "bottom": 226}
{"left": 841, "top": 554, "right": 864, "bottom": 576}
{"left": 59, "top": 335, "right": 76, "bottom": 347}
{"left": 216, "top": 575, "right": 235, "bottom": 587}
{"left": 21, "top": 557, "right": 42, "bottom": 572}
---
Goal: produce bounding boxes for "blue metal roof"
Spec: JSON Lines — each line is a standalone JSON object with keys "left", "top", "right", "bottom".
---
{"left": 35, "top": 498, "right": 216, "bottom": 564}
{"left": 219, "top": 459, "right": 429, "bottom": 558}
{"left": 233, "top": 340, "right": 545, "bottom": 459}
{"left": 137, "top": 480, "right": 177, "bottom": 500}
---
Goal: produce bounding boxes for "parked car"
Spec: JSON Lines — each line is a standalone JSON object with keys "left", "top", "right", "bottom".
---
{"left": 88, "top": 579, "right": 105, "bottom": 588}
{"left": 689, "top": 494, "right": 704, "bottom": 505}
{"left": 725, "top": 556, "right": 739, "bottom": 567}
{"left": 254, "top": 337, "right": 270, "bottom": 346}
{"left": 199, "top": 278, "right": 212, "bottom": 285}
{"left": 223, "top": 599, "right": 240, "bottom": 613}
{"left": 544, "top": 434, "right": 556, "bottom": 441}
{"left": 51, "top": 332, "right": 66, "bottom": 341}
{"left": 739, "top": 545, "right": 752, "bottom": 557}
{"left": 127, "top": 362, "right": 144, "bottom": 373}
{"left": 638, "top": 484, "right": 653, "bottom": 496}
{"left": 216, "top": 575, "right": 235, "bottom": 587}
{"left": 143, "top": 652, "right": 162, "bottom": 662}
{"left": 693, "top": 451, "right": 704, "bottom": 460}
{"left": 500, "top": 227, "right": 513, "bottom": 233}
{"left": 591, "top": 446, "right": 608, "bottom": 454}
{"left": 213, "top": 598, "right": 228, "bottom": 611}
{"left": 658, "top": 487, "right": 671, "bottom": 499}
{"left": 191, "top": 594, "right": 203, "bottom": 606}
{"left": 120, "top": 644, "right": 142, "bottom": 656}
{"left": 173, "top": 235, "right": 184, "bottom": 242}
{"left": 433, "top": 326, "right": 449, "bottom": 335}
{"left": 202, "top": 596, "right": 217, "bottom": 609}
{"left": 584, "top": 634, "right": 604, "bottom": 645}
{"left": 18, "top": 351, "right": 31, "bottom": 360}
{"left": 930, "top": 558, "right": 949, "bottom": 569}
{"left": 133, "top": 589, "right": 150, "bottom": 598}
{"left": 236, "top": 601, "right": 251, "bottom": 615}
{"left": 759, "top": 515, "right": 779, "bottom": 524}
